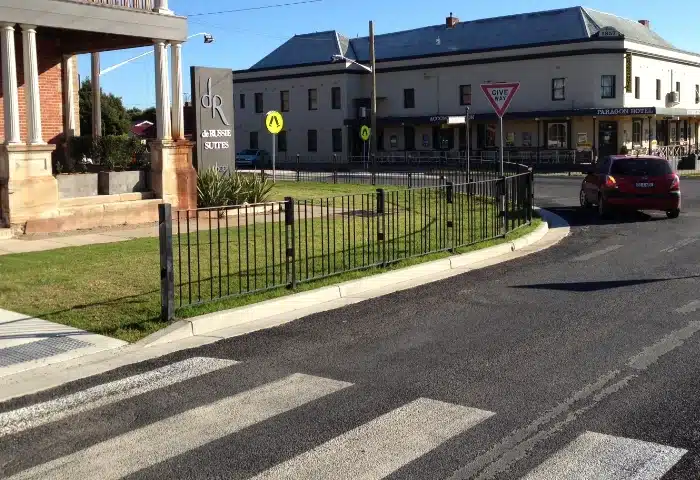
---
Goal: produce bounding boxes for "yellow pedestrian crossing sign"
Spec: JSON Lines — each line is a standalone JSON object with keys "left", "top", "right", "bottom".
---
{"left": 360, "top": 125, "right": 371, "bottom": 141}
{"left": 265, "top": 110, "right": 284, "bottom": 134}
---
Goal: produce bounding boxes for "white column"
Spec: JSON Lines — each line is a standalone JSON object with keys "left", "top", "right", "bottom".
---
{"left": 153, "top": 39, "right": 172, "bottom": 141}
{"left": 153, "top": 0, "right": 172, "bottom": 14}
{"left": 21, "top": 24, "right": 43, "bottom": 144}
{"left": 170, "top": 41, "right": 184, "bottom": 140}
{"left": 0, "top": 23, "right": 21, "bottom": 144}
{"left": 62, "top": 55, "right": 77, "bottom": 138}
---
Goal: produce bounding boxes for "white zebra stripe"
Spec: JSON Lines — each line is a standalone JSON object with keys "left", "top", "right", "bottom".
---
{"left": 251, "top": 397, "right": 495, "bottom": 480}
{"left": 0, "top": 356, "right": 238, "bottom": 438}
{"left": 522, "top": 431, "right": 687, "bottom": 480}
{"left": 7, "top": 373, "right": 352, "bottom": 480}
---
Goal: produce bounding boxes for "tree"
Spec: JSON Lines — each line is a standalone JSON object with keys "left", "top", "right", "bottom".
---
{"left": 79, "top": 78, "right": 132, "bottom": 136}
{"left": 127, "top": 107, "right": 157, "bottom": 125}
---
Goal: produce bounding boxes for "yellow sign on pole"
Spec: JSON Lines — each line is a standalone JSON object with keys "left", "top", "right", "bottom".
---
{"left": 265, "top": 110, "right": 284, "bottom": 135}
{"left": 360, "top": 125, "right": 371, "bottom": 141}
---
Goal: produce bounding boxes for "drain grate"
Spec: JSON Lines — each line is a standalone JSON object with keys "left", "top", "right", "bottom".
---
{"left": 0, "top": 337, "right": 92, "bottom": 367}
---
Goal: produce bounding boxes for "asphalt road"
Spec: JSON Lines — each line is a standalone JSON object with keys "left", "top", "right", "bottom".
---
{"left": 3, "top": 176, "right": 700, "bottom": 479}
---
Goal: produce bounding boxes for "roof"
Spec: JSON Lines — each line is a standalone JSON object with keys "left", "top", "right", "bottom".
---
{"left": 246, "top": 6, "right": 681, "bottom": 72}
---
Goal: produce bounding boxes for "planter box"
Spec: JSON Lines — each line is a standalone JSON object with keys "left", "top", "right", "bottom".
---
{"left": 57, "top": 173, "right": 98, "bottom": 199}
{"left": 98, "top": 170, "right": 150, "bottom": 195}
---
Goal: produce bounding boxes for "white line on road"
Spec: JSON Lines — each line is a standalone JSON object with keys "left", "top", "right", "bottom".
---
{"left": 522, "top": 431, "right": 687, "bottom": 480}
{"left": 627, "top": 321, "right": 700, "bottom": 371}
{"left": 675, "top": 300, "right": 700, "bottom": 314}
{"left": 571, "top": 244, "right": 623, "bottom": 262}
{"left": 7, "top": 373, "right": 352, "bottom": 480}
{"left": 0, "top": 357, "right": 238, "bottom": 438}
{"left": 661, "top": 237, "right": 699, "bottom": 253}
{"left": 251, "top": 397, "right": 494, "bottom": 480}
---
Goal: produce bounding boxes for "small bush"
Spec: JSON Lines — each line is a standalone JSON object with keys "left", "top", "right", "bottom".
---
{"left": 64, "top": 135, "right": 149, "bottom": 173}
{"left": 197, "top": 168, "right": 273, "bottom": 208}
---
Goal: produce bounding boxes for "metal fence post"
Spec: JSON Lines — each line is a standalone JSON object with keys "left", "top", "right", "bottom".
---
{"left": 376, "top": 188, "right": 385, "bottom": 266}
{"left": 332, "top": 154, "right": 338, "bottom": 184}
{"left": 408, "top": 172, "right": 412, "bottom": 188}
{"left": 371, "top": 155, "right": 376, "bottom": 185}
{"left": 296, "top": 154, "right": 301, "bottom": 182}
{"left": 528, "top": 168, "right": 535, "bottom": 223}
{"left": 285, "top": 197, "right": 297, "bottom": 289}
{"left": 446, "top": 181, "right": 454, "bottom": 252}
{"left": 499, "top": 176, "right": 507, "bottom": 236}
{"left": 158, "top": 203, "right": 174, "bottom": 322}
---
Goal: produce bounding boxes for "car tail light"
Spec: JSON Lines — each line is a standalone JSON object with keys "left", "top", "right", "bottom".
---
{"left": 670, "top": 174, "right": 680, "bottom": 191}
{"left": 604, "top": 175, "right": 617, "bottom": 188}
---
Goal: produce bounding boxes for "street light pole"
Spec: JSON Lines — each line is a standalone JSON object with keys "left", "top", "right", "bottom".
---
{"left": 99, "top": 33, "right": 213, "bottom": 76}
{"left": 369, "top": 20, "right": 377, "bottom": 159}
{"left": 465, "top": 105, "right": 470, "bottom": 180}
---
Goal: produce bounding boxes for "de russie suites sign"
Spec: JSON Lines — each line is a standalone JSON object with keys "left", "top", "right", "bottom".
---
{"left": 191, "top": 67, "right": 235, "bottom": 172}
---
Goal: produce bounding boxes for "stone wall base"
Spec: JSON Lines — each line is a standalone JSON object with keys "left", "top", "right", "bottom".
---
{"left": 1, "top": 144, "right": 59, "bottom": 225}
{"left": 151, "top": 139, "right": 197, "bottom": 211}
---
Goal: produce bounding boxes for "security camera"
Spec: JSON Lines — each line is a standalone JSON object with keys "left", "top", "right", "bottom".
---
{"left": 204, "top": 34, "right": 214, "bottom": 44}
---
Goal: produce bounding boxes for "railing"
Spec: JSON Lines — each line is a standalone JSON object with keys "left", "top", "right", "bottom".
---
{"left": 157, "top": 166, "right": 534, "bottom": 319}
{"left": 62, "top": 0, "right": 155, "bottom": 11}
{"left": 657, "top": 145, "right": 691, "bottom": 159}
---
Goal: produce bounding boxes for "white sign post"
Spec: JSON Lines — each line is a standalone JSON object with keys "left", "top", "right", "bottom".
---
{"left": 265, "top": 111, "right": 284, "bottom": 182}
{"left": 480, "top": 83, "right": 520, "bottom": 176}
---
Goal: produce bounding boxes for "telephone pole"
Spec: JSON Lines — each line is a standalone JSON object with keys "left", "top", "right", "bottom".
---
{"left": 369, "top": 20, "right": 377, "bottom": 157}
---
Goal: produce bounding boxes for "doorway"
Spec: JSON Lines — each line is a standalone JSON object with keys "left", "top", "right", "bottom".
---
{"left": 598, "top": 121, "right": 618, "bottom": 158}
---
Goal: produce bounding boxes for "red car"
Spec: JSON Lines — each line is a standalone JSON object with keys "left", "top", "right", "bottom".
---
{"left": 580, "top": 155, "right": 681, "bottom": 218}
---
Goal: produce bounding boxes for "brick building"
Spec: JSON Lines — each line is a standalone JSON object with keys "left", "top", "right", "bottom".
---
{"left": 0, "top": 0, "right": 196, "bottom": 233}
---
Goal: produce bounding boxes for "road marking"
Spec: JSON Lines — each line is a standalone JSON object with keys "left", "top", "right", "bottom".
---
{"left": 252, "top": 398, "right": 494, "bottom": 480}
{"left": 676, "top": 300, "right": 700, "bottom": 314}
{"left": 0, "top": 357, "right": 238, "bottom": 438}
{"left": 522, "top": 431, "right": 687, "bottom": 480}
{"left": 661, "top": 237, "right": 698, "bottom": 253}
{"left": 571, "top": 244, "right": 623, "bottom": 262}
{"left": 7, "top": 373, "right": 352, "bottom": 480}
{"left": 627, "top": 321, "right": 700, "bottom": 371}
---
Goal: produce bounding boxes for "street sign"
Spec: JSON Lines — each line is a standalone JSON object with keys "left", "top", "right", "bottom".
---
{"left": 265, "top": 110, "right": 284, "bottom": 134}
{"left": 360, "top": 125, "right": 371, "bottom": 141}
{"left": 480, "top": 83, "right": 520, "bottom": 118}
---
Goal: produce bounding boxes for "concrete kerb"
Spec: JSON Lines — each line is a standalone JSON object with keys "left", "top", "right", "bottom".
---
{"left": 139, "top": 208, "right": 562, "bottom": 347}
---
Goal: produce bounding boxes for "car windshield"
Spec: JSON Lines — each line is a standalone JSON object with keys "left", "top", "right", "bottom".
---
{"left": 610, "top": 158, "right": 672, "bottom": 176}
{"left": 239, "top": 150, "right": 257, "bottom": 156}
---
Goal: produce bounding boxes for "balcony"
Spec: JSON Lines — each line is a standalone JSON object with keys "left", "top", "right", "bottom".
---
{"left": 61, "top": 0, "right": 155, "bottom": 11}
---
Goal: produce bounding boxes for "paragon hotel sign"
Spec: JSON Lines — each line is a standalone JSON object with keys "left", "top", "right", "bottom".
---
{"left": 191, "top": 66, "right": 235, "bottom": 172}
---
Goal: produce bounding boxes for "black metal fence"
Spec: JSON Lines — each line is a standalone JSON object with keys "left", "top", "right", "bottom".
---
{"left": 158, "top": 167, "right": 534, "bottom": 320}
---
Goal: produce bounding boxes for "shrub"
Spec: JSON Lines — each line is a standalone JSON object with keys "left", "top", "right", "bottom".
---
{"left": 64, "top": 135, "right": 149, "bottom": 173}
{"left": 196, "top": 168, "right": 273, "bottom": 208}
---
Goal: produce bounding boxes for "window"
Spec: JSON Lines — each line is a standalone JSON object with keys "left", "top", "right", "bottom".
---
{"left": 254, "top": 93, "right": 263, "bottom": 113}
{"left": 239, "top": 94, "right": 245, "bottom": 109}
{"left": 280, "top": 90, "right": 289, "bottom": 112}
{"left": 676, "top": 81, "right": 681, "bottom": 101}
{"left": 656, "top": 79, "right": 661, "bottom": 100}
{"left": 331, "top": 87, "right": 341, "bottom": 110}
{"left": 308, "top": 89, "right": 318, "bottom": 110}
{"left": 632, "top": 119, "right": 642, "bottom": 146}
{"left": 611, "top": 158, "right": 672, "bottom": 176}
{"left": 551, "top": 78, "right": 565, "bottom": 101}
{"left": 307, "top": 129, "right": 317, "bottom": 152}
{"left": 459, "top": 85, "right": 472, "bottom": 105}
{"left": 547, "top": 122, "right": 568, "bottom": 148}
{"left": 249, "top": 131, "right": 258, "bottom": 150}
{"left": 332, "top": 128, "right": 342, "bottom": 153}
{"left": 601, "top": 75, "right": 616, "bottom": 98}
{"left": 634, "top": 77, "right": 640, "bottom": 99}
{"left": 403, "top": 88, "right": 415, "bottom": 109}
{"left": 277, "top": 131, "right": 287, "bottom": 152}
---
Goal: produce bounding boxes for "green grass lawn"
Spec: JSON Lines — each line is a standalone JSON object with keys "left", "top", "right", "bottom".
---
{"left": 0, "top": 182, "right": 538, "bottom": 343}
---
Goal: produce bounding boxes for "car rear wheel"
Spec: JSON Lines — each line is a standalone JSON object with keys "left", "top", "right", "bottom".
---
{"left": 666, "top": 208, "right": 680, "bottom": 219}
{"left": 579, "top": 188, "right": 592, "bottom": 208}
{"left": 598, "top": 194, "right": 610, "bottom": 218}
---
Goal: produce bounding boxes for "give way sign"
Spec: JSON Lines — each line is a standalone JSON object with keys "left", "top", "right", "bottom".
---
{"left": 480, "top": 83, "right": 520, "bottom": 118}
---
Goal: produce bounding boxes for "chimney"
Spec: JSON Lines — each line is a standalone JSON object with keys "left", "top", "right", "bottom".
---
{"left": 638, "top": 19, "right": 650, "bottom": 28}
{"left": 446, "top": 12, "right": 459, "bottom": 28}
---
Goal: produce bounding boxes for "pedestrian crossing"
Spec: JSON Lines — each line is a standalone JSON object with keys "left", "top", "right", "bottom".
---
{"left": 0, "top": 356, "right": 690, "bottom": 479}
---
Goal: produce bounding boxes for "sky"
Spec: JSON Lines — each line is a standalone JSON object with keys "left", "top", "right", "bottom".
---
{"left": 79, "top": 0, "right": 700, "bottom": 110}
